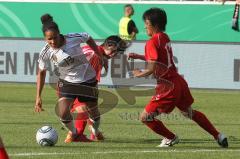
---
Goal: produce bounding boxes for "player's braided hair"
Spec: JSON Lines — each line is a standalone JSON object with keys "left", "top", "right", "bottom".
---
{"left": 41, "top": 14, "right": 60, "bottom": 34}
{"left": 143, "top": 8, "right": 167, "bottom": 31}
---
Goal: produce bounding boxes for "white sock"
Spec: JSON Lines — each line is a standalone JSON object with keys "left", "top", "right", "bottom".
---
{"left": 89, "top": 118, "right": 100, "bottom": 135}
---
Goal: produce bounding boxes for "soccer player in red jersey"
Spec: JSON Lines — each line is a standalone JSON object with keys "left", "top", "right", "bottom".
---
{"left": 0, "top": 137, "right": 9, "bottom": 159}
{"left": 128, "top": 8, "right": 228, "bottom": 147}
{"left": 64, "top": 36, "right": 127, "bottom": 143}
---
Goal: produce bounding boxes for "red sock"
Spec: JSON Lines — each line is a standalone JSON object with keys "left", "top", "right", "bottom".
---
{"left": 192, "top": 110, "right": 219, "bottom": 139}
{"left": 75, "top": 120, "right": 87, "bottom": 135}
{"left": 143, "top": 119, "right": 175, "bottom": 139}
{"left": 75, "top": 111, "right": 88, "bottom": 135}
{"left": 0, "top": 148, "right": 9, "bottom": 159}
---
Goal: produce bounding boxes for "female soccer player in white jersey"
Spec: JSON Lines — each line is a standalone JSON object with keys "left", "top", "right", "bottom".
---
{"left": 35, "top": 14, "right": 103, "bottom": 142}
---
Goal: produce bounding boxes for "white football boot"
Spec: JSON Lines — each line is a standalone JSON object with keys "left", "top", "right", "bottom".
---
{"left": 157, "top": 135, "right": 179, "bottom": 147}
{"left": 217, "top": 133, "right": 228, "bottom": 148}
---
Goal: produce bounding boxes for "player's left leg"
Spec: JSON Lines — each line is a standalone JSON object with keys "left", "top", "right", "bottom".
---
{"left": 0, "top": 137, "right": 9, "bottom": 159}
{"left": 180, "top": 107, "right": 228, "bottom": 148}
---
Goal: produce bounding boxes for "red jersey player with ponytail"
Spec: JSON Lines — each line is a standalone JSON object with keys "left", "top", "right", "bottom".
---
{"left": 128, "top": 8, "right": 228, "bottom": 148}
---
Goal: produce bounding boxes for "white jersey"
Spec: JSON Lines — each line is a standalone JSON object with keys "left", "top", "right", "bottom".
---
{"left": 38, "top": 32, "right": 96, "bottom": 83}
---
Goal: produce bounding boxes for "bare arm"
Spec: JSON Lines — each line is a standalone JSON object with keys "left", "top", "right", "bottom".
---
{"left": 35, "top": 69, "right": 46, "bottom": 112}
{"left": 86, "top": 37, "right": 103, "bottom": 59}
{"left": 133, "top": 60, "right": 156, "bottom": 77}
{"left": 86, "top": 37, "right": 107, "bottom": 68}
{"left": 128, "top": 53, "right": 146, "bottom": 61}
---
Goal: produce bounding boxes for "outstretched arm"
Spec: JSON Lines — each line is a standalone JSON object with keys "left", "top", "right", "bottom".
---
{"left": 133, "top": 60, "right": 156, "bottom": 77}
{"left": 35, "top": 69, "right": 46, "bottom": 112}
{"left": 86, "top": 37, "right": 103, "bottom": 59}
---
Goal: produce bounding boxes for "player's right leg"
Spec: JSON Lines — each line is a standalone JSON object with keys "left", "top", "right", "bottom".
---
{"left": 56, "top": 97, "right": 79, "bottom": 140}
{"left": 57, "top": 97, "right": 92, "bottom": 143}
{"left": 0, "top": 137, "right": 9, "bottom": 159}
{"left": 56, "top": 80, "right": 82, "bottom": 142}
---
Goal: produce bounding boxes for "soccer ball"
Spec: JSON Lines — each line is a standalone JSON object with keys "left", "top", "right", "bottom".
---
{"left": 36, "top": 126, "right": 58, "bottom": 146}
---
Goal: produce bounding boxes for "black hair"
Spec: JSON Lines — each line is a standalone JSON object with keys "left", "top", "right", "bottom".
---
{"left": 142, "top": 8, "right": 167, "bottom": 31}
{"left": 103, "top": 35, "right": 128, "bottom": 54}
{"left": 124, "top": 4, "right": 133, "bottom": 9}
{"left": 41, "top": 14, "right": 60, "bottom": 34}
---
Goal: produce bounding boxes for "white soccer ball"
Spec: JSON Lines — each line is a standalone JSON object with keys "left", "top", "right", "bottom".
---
{"left": 36, "top": 126, "right": 58, "bottom": 146}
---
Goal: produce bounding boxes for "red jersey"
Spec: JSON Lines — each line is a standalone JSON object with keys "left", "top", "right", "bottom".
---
{"left": 144, "top": 32, "right": 194, "bottom": 113}
{"left": 82, "top": 45, "right": 105, "bottom": 82}
{"left": 145, "top": 32, "right": 177, "bottom": 81}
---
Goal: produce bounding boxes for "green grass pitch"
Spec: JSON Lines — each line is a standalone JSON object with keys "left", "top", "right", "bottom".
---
{"left": 0, "top": 83, "right": 239, "bottom": 159}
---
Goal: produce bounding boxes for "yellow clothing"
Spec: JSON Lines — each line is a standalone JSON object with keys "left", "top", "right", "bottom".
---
{"left": 119, "top": 17, "right": 132, "bottom": 41}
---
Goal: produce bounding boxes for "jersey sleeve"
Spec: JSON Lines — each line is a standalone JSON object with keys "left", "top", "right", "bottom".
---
{"left": 38, "top": 44, "right": 50, "bottom": 70}
{"left": 145, "top": 39, "right": 158, "bottom": 61}
{"left": 67, "top": 32, "right": 90, "bottom": 43}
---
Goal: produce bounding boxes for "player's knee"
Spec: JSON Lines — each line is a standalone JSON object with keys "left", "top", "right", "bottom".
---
{"left": 57, "top": 110, "right": 70, "bottom": 119}
{"left": 60, "top": 117, "right": 72, "bottom": 124}
{"left": 55, "top": 97, "right": 74, "bottom": 117}
{"left": 140, "top": 112, "right": 155, "bottom": 123}
{"left": 58, "top": 110, "right": 73, "bottom": 121}
{"left": 140, "top": 113, "right": 146, "bottom": 122}
{"left": 181, "top": 107, "right": 194, "bottom": 119}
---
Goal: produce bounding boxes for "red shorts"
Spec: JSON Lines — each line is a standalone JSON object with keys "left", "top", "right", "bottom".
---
{"left": 145, "top": 75, "right": 194, "bottom": 114}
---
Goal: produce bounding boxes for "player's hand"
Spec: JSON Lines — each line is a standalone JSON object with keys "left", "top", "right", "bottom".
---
{"left": 132, "top": 69, "right": 142, "bottom": 77}
{"left": 35, "top": 97, "right": 44, "bottom": 112}
{"left": 127, "top": 53, "right": 138, "bottom": 60}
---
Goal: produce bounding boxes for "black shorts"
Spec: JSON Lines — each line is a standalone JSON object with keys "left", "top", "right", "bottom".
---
{"left": 57, "top": 78, "right": 98, "bottom": 102}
